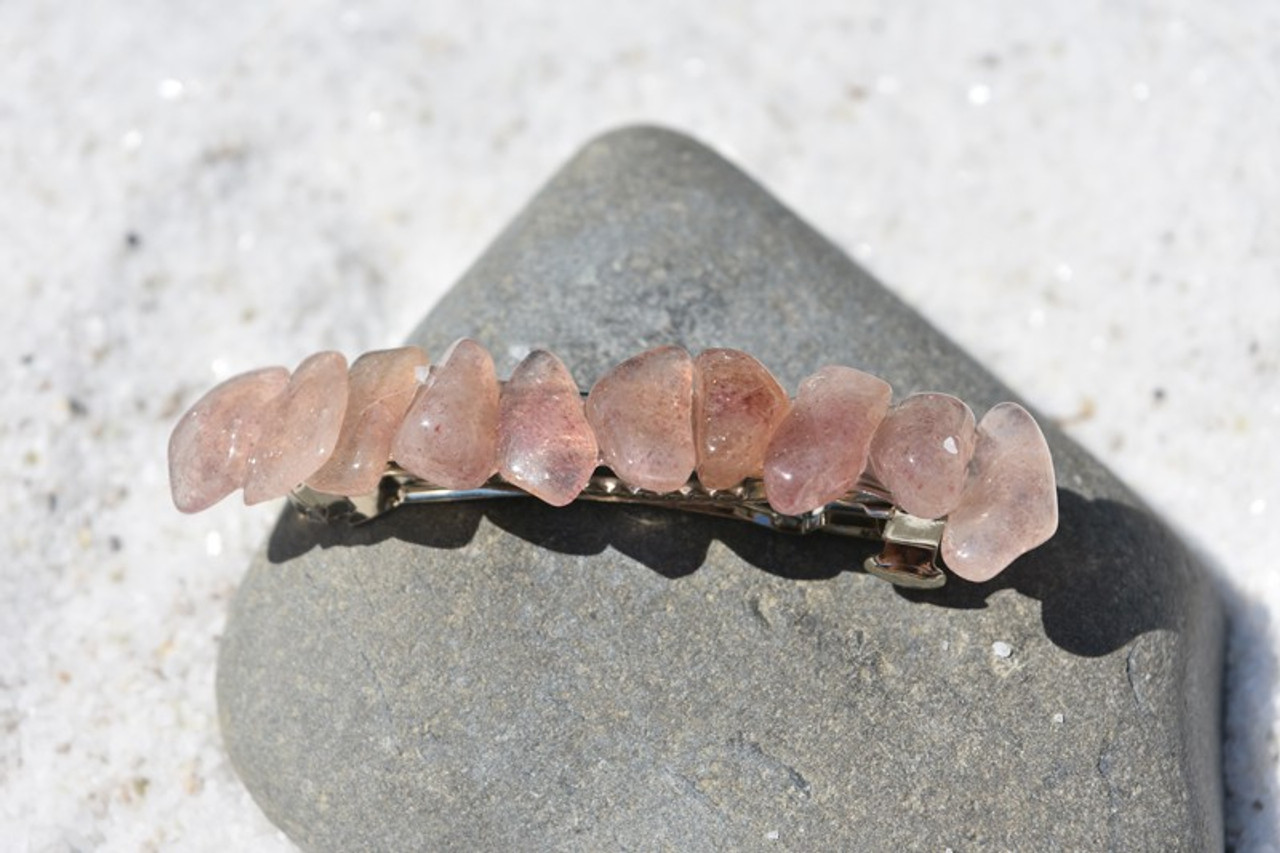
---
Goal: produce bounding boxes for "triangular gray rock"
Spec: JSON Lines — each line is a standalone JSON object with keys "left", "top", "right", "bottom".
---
{"left": 217, "top": 126, "right": 1223, "bottom": 851}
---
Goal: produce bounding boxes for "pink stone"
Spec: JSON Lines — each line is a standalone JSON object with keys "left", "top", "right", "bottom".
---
{"left": 692, "top": 348, "right": 791, "bottom": 490}
{"left": 942, "top": 402, "right": 1059, "bottom": 583}
{"left": 584, "top": 345, "right": 695, "bottom": 493}
{"left": 869, "top": 393, "right": 977, "bottom": 519}
{"left": 497, "top": 350, "right": 598, "bottom": 506}
{"left": 391, "top": 338, "right": 500, "bottom": 490}
{"left": 306, "top": 346, "right": 429, "bottom": 496}
{"left": 168, "top": 366, "right": 290, "bottom": 513}
{"left": 243, "top": 351, "right": 350, "bottom": 505}
{"left": 763, "top": 366, "right": 892, "bottom": 515}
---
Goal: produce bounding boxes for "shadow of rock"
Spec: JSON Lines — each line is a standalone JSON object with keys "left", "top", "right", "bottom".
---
{"left": 1218, "top": 570, "right": 1279, "bottom": 851}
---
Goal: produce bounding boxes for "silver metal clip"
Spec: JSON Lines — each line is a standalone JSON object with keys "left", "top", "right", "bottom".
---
{"left": 289, "top": 467, "right": 947, "bottom": 589}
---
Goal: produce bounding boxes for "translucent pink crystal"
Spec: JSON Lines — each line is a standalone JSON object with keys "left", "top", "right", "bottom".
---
{"left": 942, "top": 402, "right": 1059, "bottom": 583}
{"left": 497, "top": 350, "right": 598, "bottom": 506}
{"left": 306, "top": 346, "right": 429, "bottom": 496}
{"left": 243, "top": 351, "right": 350, "bottom": 505}
{"left": 391, "top": 338, "right": 500, "bottom": 490}
{"left": 692, "top": 348, "right": 791, "bottom": 490}
{"left": 168, "top": 366, "right": 290, "bottom": 513}
{"left": 869, "top": 392, "right": 977, "bottom": 519}
{"left": 763, "top": 366, "right": 892, "bottom": 515}
{"left": 585, "top": 345, "right": 695, "bottom": 493}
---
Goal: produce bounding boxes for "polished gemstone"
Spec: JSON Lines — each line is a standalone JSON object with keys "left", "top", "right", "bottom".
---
{"left": 585, "top": 345, "right": 695, "bottom": 493}
{"left": 942, "top": 402, "right": 1059, "bottom": 582}
{"left": 306, "top": 346, "right": 429, "bottom": 496}
{"left": 869, "top": 392, "right": 976, "bottom": 519}
{"left": 763, "top": 366, "right": 891, "bottom": 515}
{"left": 692, "top": 348, "right": 791, "bottom": 490}
{"left": 391, "top": 338, "right": 500, "bottom": 489}
{"left": 497, "top": 350, "right": 598, "bottom": 506}
{"left": 243, "top": 352, "right": 350, "bottom": 505}
{"left": 168, "top": 366, "right": 290, "bottom": 513}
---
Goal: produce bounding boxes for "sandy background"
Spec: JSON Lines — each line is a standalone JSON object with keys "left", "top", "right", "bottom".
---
{"left": 2, "top": 1, "right": 1277, "bottom": 850}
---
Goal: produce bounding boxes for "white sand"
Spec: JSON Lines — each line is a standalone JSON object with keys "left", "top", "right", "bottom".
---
{"left": 3, "top": 1, "right": 1276, "bottom": 850}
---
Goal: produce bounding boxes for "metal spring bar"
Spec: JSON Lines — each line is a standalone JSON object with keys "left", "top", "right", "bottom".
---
{"left": 290, "top": 466, "right": 949, "bottom": 589}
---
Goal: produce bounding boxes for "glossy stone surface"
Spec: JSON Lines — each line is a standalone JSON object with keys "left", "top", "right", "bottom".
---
{"left": 763, "top": 366, "right": 891, "bottom": 515}
{"left": 942, "top": 402, "right": 1059, "bottom": 582}
{"left": 306, "top": 346, "right": 429, "bottom": 497}
{"left": 243, "top": 352, "right": 349, "bottom": 505}
{"left": 585, "top": 345, "right": 695, "bottom": 493}
{"left": 692, "top": 348, "right": 790, "bottom": 490}
{"left": 391, "top": 338, "right": 499, "bottom": 490}
{"left": 497, "top": 349, "right": 598, "bottom": 506}
{"left": 869, "top": 392, "right": 977, "bottom": 519}
{"left": 168, "top": 367, "right": 289, "bottom": 513}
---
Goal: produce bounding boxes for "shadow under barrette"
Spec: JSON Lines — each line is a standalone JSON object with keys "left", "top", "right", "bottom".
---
{"left": 266, "top": 482, "right": 1190, "bottom": 659}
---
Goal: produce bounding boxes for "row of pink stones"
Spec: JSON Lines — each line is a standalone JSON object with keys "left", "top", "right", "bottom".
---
{"left": 169, "top": 341, "right": 1058, "bottom": 581}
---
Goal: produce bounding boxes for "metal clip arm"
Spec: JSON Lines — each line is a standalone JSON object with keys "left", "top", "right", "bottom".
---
{"left": 289, "top": 467, "right": 947, "bottom": 589}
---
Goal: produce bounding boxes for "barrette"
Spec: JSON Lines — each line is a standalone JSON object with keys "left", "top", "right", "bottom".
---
{"left": 169, "top": 341, "right": 1059, "bottom": 589}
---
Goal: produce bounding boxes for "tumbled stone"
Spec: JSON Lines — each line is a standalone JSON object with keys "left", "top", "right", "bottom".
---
{"left": 868, "top": 392, "right": 976, "bottom": 519}
{"left": 242, "top": 352, "right": 349, "bottom": 505}
{"left": 692, "top": 348, "right": 791, "bottom": 490}
{"left": 584, "top": 344, "right": 695, "bottom": 493}
{"left": 497, "top": 350, "right": 598, "bottom": 507}
{"left": 942, "top": 402, "right": 1059, "bottom": 582}
{"left": 763, "top": 365, "right": 891, "bottom": 515}
{"left": 391, "top": 338, "right": 499, "bottom": 489}
{"left": 306, "top": 346, "right": 429, "bottom": 497}
{"left": 168, "top": 366, "right": 289, "bottom": 513}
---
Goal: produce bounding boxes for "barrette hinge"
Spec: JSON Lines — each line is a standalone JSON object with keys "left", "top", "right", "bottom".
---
{"left": 861, "top": 510, "right": 947, "bottom": 589}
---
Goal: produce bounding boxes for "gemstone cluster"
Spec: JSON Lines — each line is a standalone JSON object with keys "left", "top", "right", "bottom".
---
{"left": 169, "top": 342, "right": 1058, "bottom": 581}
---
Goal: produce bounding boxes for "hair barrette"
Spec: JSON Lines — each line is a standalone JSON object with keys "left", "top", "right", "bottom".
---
{"left": 169, "top": 341, "right": 1059, "bottom": 589}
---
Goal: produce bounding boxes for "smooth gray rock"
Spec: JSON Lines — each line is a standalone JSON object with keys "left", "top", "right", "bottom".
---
{"left": 218, "top": 126, "right": 1224, "bottom": 851}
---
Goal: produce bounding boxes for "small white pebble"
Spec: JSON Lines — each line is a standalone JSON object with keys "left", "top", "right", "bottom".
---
{"left": 992, "top": 641, "right": 1013, "bottom": 659}
{"left": 158, "top": 78, "right": 185, "bottom": 100}
{"left": 1053, "top": 713, "right": 1065, "bottom": 724}
{"left": 765, "top": 830, "right": 779, "bottom": 840}
{"left": 942, "top": 436, "right": 959, "bottom": 455}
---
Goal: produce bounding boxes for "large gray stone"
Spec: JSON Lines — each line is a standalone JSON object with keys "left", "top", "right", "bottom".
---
{"left": 217, "top": 127, "right": 1224, "bottom": 851}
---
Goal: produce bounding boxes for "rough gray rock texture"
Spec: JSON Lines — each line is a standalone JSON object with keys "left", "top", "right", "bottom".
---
{"left": 217, "top": 126, "right": 1224, "bottom": 851}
